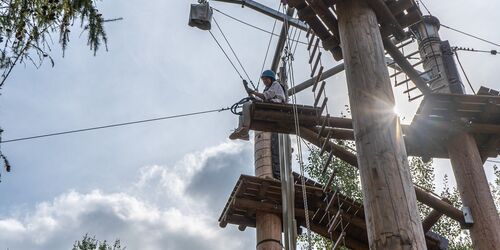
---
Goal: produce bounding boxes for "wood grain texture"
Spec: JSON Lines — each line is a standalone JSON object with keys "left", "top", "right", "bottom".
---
{"left": 336, "top": 0, "right": 427, "bottom": 249}
{"left": 447, "top": 133, "right": 500, "bottom": 250}
{"left": 254, "top": 131, "right": 282, "bottom": 250}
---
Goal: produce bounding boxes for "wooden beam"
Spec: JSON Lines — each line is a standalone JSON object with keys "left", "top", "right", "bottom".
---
{"left": 220, "top": 214, "right": 256, "bottom": 228}
{"left": 414, "top": 187, "right": 465, "bottom": 225}
{"left": 314, "top": 127, "right": 355, "bottom": 140}
{"left": 422, "top": 210, "right": 443, "bottom": 233}
{"left": 421, "top": 198, "right": 452, "bottom": 233}
{"left": 307, "top": 0, "right": 340, "bottom": 39}
{"left": 288, "top": 64, "right": 345, "bottom": 95}
{"left": 300, "top": 127, "right": 358, "bottom": 166}
{"left": 366, "top": 0, "right": 406, "bottom": 40}
{"left": 233, "top": 198, "right": 314, "bottom": 218}
{"left": 468, "top": 123, "right": 500, "bottom": 134}
{"left": 480, "top": 136, "right": 500, "bottom": 162}
{"left": 387, "top": 0, "right": 414, "bottom": 15}
{"left": 301, "top": 124, "right": 465, "bottom": 225}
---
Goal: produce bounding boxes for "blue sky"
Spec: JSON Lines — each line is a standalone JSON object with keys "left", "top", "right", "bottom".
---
{"left": 0, "top": 0, "right": 499, "bottom": 249}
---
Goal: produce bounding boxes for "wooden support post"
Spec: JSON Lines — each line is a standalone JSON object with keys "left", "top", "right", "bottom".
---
{"left": 447, "top": 133, "right": 500, "bottom": 249}
{"left": 415, "top": 14, "right": 500, "bottom": 249}
{"left": 254, "top": 131, "right": 282, "bottom": 250}
{"left": 421, "top": 209, "right": 443, "bottom": 233}
{"left": 336, "top": 0, "right": 427, "bottom": 249}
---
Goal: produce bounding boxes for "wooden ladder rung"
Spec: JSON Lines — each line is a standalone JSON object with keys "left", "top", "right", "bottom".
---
{"left": 314, "top": 81, "right": 327, "bottom": 107}
{"left": 409, "top": 93, "right": 424, "bottom": 101}
{"left": 394, "top": 69, "right": 431, "bottom": 87}
{"left": 308, "top": 34, "right": 316, "bottom": 51}
{"left": 309, "top": 38, "right": 320, "bottom": 64}
{"left": 318, "top": 113, "right": 330, "bottom": 139}
{"left": 389, "top": 60, "right": 423, "bottom": 78}
{"left": 318, "top": 97, "right": 329, "bottom": 117}
{"left": 332, "top": 231, "right": 346, "bottom": 250}
{"left": 312, "top": 66, "right": 324, "bottom": 92}
{"left": 320, "top": 129, "right": 332, "bottom": 156}
{"left": 324, "top": 191, "right": 338, "bottom": 212}
{"left": 403, "top": 85, "right": 418, "bottom": 94}
{"left": 306, "top": 27, "right": 312, "bottom": 38}
{"left": 311, "top": 52, "right": 322, "bottom": 76}
{"left": 321, "top": 150, "right": 335, "bottom": 176}
{"left": 328, "top": 209, "right": 343, "bottom": 233}
{"left": 387, "top": 50, "right": 420, "bottom": 66}
{"left": 311, "top": 207, "right": 323, "bottom": 222}
{"left": 323, "top": 167, "right": 337, "bottom": 192}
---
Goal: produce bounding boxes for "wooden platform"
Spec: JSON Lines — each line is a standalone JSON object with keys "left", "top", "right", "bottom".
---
{"left": 408, "top": 93, "right": 500, "bottom": 160}
{"left": 245, "top": 98, "right": 500, "bottom": 160}
{"left": 219, "top": 174, "right": 448, "bottom": 250}
{"left": 288, "top": 0, "right": 422, "bottom": 60}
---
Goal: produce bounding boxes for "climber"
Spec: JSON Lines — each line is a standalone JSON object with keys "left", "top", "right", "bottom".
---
{"left": 229, "top": 70, "right": 286, "bottom": 140}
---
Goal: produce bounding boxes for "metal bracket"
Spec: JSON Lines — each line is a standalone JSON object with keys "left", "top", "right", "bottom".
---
{"left": 461, "top": 206, "right": 474, "bottom": 228}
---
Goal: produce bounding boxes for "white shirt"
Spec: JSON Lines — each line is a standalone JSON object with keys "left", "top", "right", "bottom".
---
{"left": 261, "top": 81, "right": 286, "bottom": 103}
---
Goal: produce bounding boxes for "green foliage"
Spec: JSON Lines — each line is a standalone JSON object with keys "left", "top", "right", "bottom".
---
{"left": 431, "top": 175, "right": 472, "bottom": 250}
{"left": 72, "top": 234, "right": 124, "bottom": 250}
{"left": 0, "top": 0, "right": 109, "bottom": 87}
{"left": 304, "top": 140, "right": 362, "bottom": 203}
{"left": 298, "top": 233, "right": 332, "bottom": 250}
{"left": 0, "top": 127, "right": 11, "bottom": 182}
{"left": 299, "top": 141, "right": 361, "bottom": 249}
{"left": 492, "top": 165, "right": 500, "bottom": 210}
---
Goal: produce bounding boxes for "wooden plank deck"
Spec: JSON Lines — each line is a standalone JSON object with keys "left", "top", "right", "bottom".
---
{"left": 288, "top": 0, "right": 422, "bottom": 61}
{"left": 218, "top": 174, "right": 448, "bottom": 250}
{"left": 411, "top": 93, "right": 500, "bottom": 160}
{"left": 245, "top": 98, "right": 500, "bottom": 160}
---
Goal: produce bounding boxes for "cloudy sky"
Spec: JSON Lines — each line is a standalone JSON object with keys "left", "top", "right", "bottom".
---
{"left": 0, "top": 0, "right": 499, "bottom": 249}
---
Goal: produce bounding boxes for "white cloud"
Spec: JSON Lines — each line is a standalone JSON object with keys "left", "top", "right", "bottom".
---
{"left": 0, "top": 141, "right": 254, "bottom": 250}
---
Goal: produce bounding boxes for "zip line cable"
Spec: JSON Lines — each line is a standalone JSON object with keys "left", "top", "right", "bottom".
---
{"left": 212, "top": 7, "right": 310, "bottom": 47}
{"left": 0, "top": 107, "right": 230, "bottom": 144}
{"left": 441, "top": 24, "right": 500, "bottom": 48}
{"left": 453, "top": 46, "right": 498, "bottom": 55}
{"left": 212, "top": 16, "right": 257, "bottom": 90}
{"left": 454, "top": 51, "right": 476, "bottom": 94}
{"left": 416, "top": 0, "right": 432, "bottom": 15}
{"left": 417, "top": 0, "right": 500, "bottom": 48}
{"left": 208, "top": 30, "right": 246, "bottom": 81}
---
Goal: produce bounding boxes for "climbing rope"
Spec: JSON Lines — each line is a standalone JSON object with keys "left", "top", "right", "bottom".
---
{"left": 281, "top": 8, "right": 313, "bottom": 249}
{"left": 230, "top": 97, "right": 254, "bottom": 115}
{"left": 298, "top": 24, "right": 354, "bottom": 250}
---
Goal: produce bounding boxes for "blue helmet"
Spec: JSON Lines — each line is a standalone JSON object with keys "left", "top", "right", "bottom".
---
{"left": 261, "top": 70, "right": 276, "bottom": 81}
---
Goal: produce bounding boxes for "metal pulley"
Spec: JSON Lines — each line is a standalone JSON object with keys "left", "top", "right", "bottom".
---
{"left": 188, "top": 1, "right": 213, "bottom": 30}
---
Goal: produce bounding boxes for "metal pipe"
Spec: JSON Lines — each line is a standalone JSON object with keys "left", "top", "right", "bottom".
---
{"left": 288, "top": 63, "right": 345, "bottom": 95}
{"left": 271, "top": 7, "right": 296, "bottom": 72}
{"left": 213, "top": 0, "right": 308, "bottom": 31}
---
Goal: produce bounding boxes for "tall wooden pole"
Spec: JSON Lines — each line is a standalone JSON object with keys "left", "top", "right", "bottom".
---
{"left": 447, "top": 134, "right": 500, "bottom": 249}
{"left": 336, "top": 0, "right": 427, "bottom": 249}
{"left": 415, "top": 16, "right": 500, "bottom": 249}
{"left": 255, "top": 131, "right": 282, "bottom": 250}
